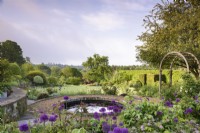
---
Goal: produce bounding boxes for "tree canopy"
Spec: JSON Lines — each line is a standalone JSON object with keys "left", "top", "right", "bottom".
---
{"left": 0, "top": 40, "right": 25, "bottom": 65}
{"left": 137, "top": 0, "right": 200, "bottom": 78}
{"left": 82, "top": 54, "right": 112, "bottom": 83}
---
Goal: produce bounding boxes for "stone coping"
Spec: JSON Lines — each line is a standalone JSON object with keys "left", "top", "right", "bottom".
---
{"left": 0, "top": 88, "right": 27, "bottom": 107}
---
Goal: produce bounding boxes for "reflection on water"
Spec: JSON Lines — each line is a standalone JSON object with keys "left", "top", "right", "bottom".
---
{"left": 67, "top": 106, "right": 111, "bottom": 113}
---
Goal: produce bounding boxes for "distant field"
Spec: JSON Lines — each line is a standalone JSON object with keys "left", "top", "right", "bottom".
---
{"left": 118, "top": 69, "right": 186, "bottom": 84}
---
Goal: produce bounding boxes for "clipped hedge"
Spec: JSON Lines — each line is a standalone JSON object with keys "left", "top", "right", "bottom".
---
{"left": 26, "top": 70, "right": 47, "bottom": 85}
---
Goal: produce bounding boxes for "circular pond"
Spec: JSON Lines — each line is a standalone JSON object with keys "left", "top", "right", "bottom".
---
{"left": 63, "top": 97, "right": 123, "bottom": 114}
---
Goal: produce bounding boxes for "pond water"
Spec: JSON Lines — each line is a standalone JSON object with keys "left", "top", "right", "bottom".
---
{"left": 67, "top": 106, "right": 112, "bottom": 113}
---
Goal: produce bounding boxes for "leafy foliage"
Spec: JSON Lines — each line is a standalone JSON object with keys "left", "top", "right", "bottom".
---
{"left": 82, "top": 54, "right": 112, "bottom": 84}
{"left": 137, "top": 0, "right": 200, "bottom": 78}
{"left": 0, "top": 59, "right": 11, "bottom": 82}
{"left": 36, "top": 64, "right": 51, "bottom": 75}
{"left": 0, "top": 40, "right": 25, "bottom": 65}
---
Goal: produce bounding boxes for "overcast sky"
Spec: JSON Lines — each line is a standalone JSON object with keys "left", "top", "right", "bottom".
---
{"left": 0, "top": 0, "right": 161, "bottom": 65}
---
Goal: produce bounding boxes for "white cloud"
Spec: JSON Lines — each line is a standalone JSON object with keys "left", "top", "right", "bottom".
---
{"left": 82, "top": 12, "right": 124, "bottom": 31}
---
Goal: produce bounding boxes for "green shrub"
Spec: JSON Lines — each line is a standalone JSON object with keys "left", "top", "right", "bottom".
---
{"left": 33, "top": 75, "right": 44, "bottom": 85}
{"left": 101, "top": 85, "right": 117, "bottom": 95}
{"left": 0, "top": 82, "right": 12, "bottom": 94}
{"left": 138, "top": 85, "right": 158, "bottom": 97}
{"left": 48, "top": 76, "right": 58, "bottom": 86}
{"left": 66, "top": 77, "right": 82, "bottom": 85}
{"left": 26, "top": 70, "right": 47, "bottom": 85}
{"left": 27, "top": 88, "right": 40, "bottom": 100}
{"left": 46, "top": 87, "right": 57, "bottom": 95}
{"left": 37, "top": 92, "right": 49, "bottom": 100}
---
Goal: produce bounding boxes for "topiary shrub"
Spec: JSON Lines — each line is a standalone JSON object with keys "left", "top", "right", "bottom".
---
{"left": 26, "top": 70, "right": 47, "bottom": 85}
{"left": 33, "top": 75, "right": 44, "bottom": 86}
{"left": 37, "top": 92, "right": 49, "bottom": 100}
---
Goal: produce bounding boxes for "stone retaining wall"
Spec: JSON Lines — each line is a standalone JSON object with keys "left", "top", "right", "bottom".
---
{"left": 0, "top": 88, "right": 27, "bottom": 123}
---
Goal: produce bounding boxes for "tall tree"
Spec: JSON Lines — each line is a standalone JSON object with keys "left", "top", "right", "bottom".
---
{"left": 0, "top": 59, "right": 11, "bottom": 82}
{"left": 0, "top": 40, "right": 25, "bottom": 65}
{"left": 137, "top": 0, "right": 200, "bottom": 78}
{"left": 82, "top": 54, "right": 112, "bottom": 83}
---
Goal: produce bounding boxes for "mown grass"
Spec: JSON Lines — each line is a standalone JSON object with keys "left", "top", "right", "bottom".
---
{"left": 27, "top": 85, "right": 102, "bottom": 100}
{"left": 55, "top": 85, "right": 102, "bottom": 95}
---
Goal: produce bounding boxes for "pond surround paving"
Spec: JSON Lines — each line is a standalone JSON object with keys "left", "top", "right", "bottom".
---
{"left": 0, "top": 88, "right": 27, "bottom": 123}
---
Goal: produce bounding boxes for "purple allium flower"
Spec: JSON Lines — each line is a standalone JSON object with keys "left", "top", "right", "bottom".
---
{"left": 94, "top": 112, "right": 100, "bottom": 120}
{"left": 63, "top": 96, "right": 69, "bottom": 100}
{"left": 107, "top": 106, "right": 114, "bottom": 110}
{"left": 176, "top": 98, "right": 180, "bottom": 103}
{"left": 108, "top": 131, "right": 113, "bottom": 133}
{"left": 102, "top": 122, "right": 110, "bottom": 133}
{"left": 59, "top": 104, "right": 65, "bottom": 110}
{"left": 33, "top": 119, "right": 38, "bottom": 124}
{"left": 184, "top": 108, "right": 193, "bottom": 114}
{"left": 194, "top": 95, "right": 198, "bottom": 100}
{"left": 119, "top": 122, "right": 123, "bottom": 127}
{"left": 157, "top": 111, "right": 163, "bottom": 116}
{"left": 102, "top": 112, "right": 107, "bottom": 117}
{"left": 52, "top": 103, "right": 57, "bottom": 107}
{"left": 121, "top": 128, "right": 128, "bottom": 133}
{"left": 108, "top": 112, "right": 114, "bottom": 116}
{"left": 113, "top": 106, "right": 119, "bottom": 113}
{"left": 164, "top": 100, "right": 173, "bottom": 107}
{"left": 112, "top": 116, "right": 117, "bottom": 120}
{"left": 99, "top": 107, "right": 106, "bottom": 113}
{"left": 40, "top": 113, "right": 48, "bottom": 122}
{"left": 174, "top": 117, "right": 178, "bottom": 123}
{"left": 19, "top": 123, "right": 29, "bottom": 132}
{"left": 111, "top": 124, "right": 117, "bottom": 130}
{"left": 49, "top": 115, "right": 57, "bottom": 122}
{"left": 113, "top": 127, "right": 121, "bottom": 133}
{"left": 112, "top": 100, "right": 116, "bottom": 105}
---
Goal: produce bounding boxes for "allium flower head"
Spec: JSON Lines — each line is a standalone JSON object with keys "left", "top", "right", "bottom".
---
{"left": 157, "top": 111, "right": 163, "bottom": 116}
{"left": 19, "top": 123, "right": 29, "bottom": 132}
{"left": 121, "top": 128, "right": 128, "bottom": 133}
{"left": 107, "top": 106, "right": 114, "bottom": 110}
{"left": 184, "top": 108, "right": 193, "bottom": 114}
{"left": 113, "top": 127, "right": 121, "bottom": 133}
{"left": 63, "top": 96, "right": 69, "bottom": 100}
{"left": 94, "top": 112, "right": 100, "bottom": 120}
{"left": 99, "top": 107, "right": 106, "bottom": 113}
{"left": 119, "top": 122, "right": 123, "bottom": 127}
{"left": 40, "top": 113, "right": 48, "bottom": 122}
{"left": 102, "top": 122, "right": 110, "bottom": 133}
{"left": 176, "top": 98, "right": 180, "bottom": 103}
{"left": 194, "top": 95, "right": 198, "bottom": 100}
{"left": 112, "top": 116, "right": 117, "bottom": 120}
{"left": 174, "top": 117, "right": 178, "bottom": 123}
{"left": 49, "top": 115, "right": 57, "bottom": 122}
{"left": 164, "top": 100, "right": 173, "bottom": 107}
{"left": 111, "top": 124, "right": 117, "bottom": 130}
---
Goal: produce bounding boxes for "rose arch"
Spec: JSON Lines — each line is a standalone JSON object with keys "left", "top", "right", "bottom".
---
{"left": 159, "top": 51, "right": 200, "bottom": 96}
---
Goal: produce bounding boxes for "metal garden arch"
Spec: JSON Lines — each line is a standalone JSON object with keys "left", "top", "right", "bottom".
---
{"left": 159, "top": 51, "right": 200, "bottom": 97}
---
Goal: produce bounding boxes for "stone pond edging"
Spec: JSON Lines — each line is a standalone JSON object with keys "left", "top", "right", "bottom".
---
{"left": 0, "top": 88, "right": 27, "bottom": 123}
